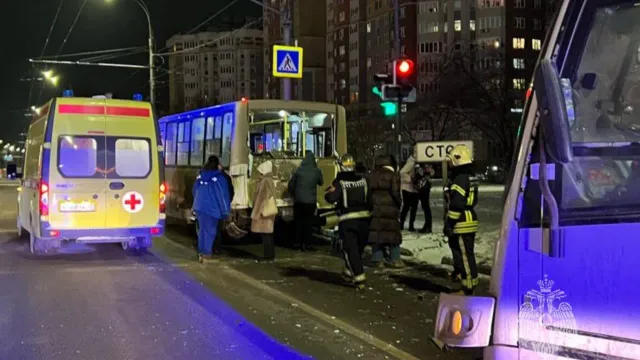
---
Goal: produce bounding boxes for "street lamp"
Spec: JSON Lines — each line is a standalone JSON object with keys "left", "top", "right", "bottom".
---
{"left": 105, "top": 0, "right": 155, "bottom": 106}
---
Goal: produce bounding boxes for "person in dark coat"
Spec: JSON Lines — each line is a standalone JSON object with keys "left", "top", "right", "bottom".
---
{"left": 212, "top": 164, "right": 235, "bottom": 254}
{"left": 365, "top": 155, "right": 404, "bottom": 268}
{"left": 288, "top": 151, "right": 324, "bottom": 251}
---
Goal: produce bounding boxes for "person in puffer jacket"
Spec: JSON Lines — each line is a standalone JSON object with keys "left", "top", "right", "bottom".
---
{"left": 192, "top": 155, "right": 231, "bottom": 263}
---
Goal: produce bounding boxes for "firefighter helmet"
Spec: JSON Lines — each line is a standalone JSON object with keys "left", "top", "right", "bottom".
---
{"left": 339, "top": 154, "right": 355, "bottom": 171}
{"left": 447, "top": 145, "right": 473, "bottom": 167}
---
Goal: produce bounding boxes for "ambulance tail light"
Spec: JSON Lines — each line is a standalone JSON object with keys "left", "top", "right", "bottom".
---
{"left": 39, "top": 180, "right": 49, "bottom": 216}
{"left": 159, "top": 181, "right": 167, "bottom": 213}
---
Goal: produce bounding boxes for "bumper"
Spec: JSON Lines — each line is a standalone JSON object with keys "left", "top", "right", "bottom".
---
{"left": 42, "top": 220, "right": 165, "bottom": 242}
{"left": 433, "top": 293, "right": 495, "bottom": 348}
{"left": 484, "top": 345, "right": 575, "bottom": 360}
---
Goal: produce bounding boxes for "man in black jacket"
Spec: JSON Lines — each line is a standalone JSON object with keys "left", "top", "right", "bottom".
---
{"left": 325, "top": 154, "right": 370, "bottom": 289}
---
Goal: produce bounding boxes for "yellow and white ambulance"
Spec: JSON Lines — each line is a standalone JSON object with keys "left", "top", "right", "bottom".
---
{"left": 17, "top": 92, "right": 166, "bottom": 254}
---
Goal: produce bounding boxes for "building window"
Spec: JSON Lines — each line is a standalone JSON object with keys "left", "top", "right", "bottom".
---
{"left": 515, "top": 17, "right": 525, "bottom": 29}
{"left": 367, "top": 22, "right": 371, "bottom": 33}
{"left": 470, "top": 20, "right": 476, "bottom": 31}
{"left": 513, "top": 58, "right": 525, "bottom": 69}
{"left": 454, "top": 0, "right": 461, "bottom": 9}
{"left": 400, "top": 7, "right": 405, "bottom": 18}
{"left": 534, "top": 0, "right": 542, "bottom": 9}
{"left": 427, "top": 22, "right": 439, "bottom": 33}
{"left": 533, "top": 19, "right": 542, "bottom": 30}
{"left": 367, "top": 58, "right": 371, "bottom": 67}
{"left": 513, "top": 37, "right": 525, "bottom": 49}
{"left": 515, "top": 0, "right": 525, "bottom": 8}
{"left": 340, "top": 79, "right": 346, "bottom": 89}
{"left": 401, "top": 45, "right": 406, "bottom": 55}
{"left": 513, "top": 78, "right": 526, "bottom": 90}
{"left": 454, "top": 20, "right": 462, "bottom": 31}
{"left": 532, "top": 39, "right": 541, "bottom": 50}
{"left": 401, "top": 26, "right": 406, "bottom": 38}
{"left": 339, "top": 11, "right": 345, "bottom": 22}
{"left": 339, "top": 45, "right": 345, "bottom": 55}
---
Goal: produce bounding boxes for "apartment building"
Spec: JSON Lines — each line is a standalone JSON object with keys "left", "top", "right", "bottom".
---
{"left": 326, "top": 0, "right": 418, "bottom": 107}
{"left": 263, "top": 0, "right": 327, "bottom": 101}
{"left": 166, "top": 28, "right": 264, "bottom": 113}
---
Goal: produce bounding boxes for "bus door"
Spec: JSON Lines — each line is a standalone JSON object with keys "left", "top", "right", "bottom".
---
{"left": 104, "top": 107, "right": 159, "bottom": 229}
{"left": 48, "top": 100, "right": 108, "bottom": 230}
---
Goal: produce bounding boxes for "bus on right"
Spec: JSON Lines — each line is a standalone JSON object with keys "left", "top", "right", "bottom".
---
{"left": 434, "top": 1, "right": 640, "bottom": 359}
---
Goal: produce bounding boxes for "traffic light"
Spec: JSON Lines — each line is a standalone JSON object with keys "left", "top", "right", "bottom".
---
{"left": 372, "top": 73, "right": 398, "bottom": 116}
{"left": 393, "top": 59, "right": 414, "bottom": 84}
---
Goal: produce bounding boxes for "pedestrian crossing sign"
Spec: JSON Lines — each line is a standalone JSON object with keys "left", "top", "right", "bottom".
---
{"left": 272, "top": 45, "right": 303, "bottom": 79}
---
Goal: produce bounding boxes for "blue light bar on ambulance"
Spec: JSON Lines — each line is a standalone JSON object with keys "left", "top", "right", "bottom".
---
{"left": 133, "top": 93, "right": 143, "bottom": 101}
{"left": 63, "top": 90, "right": 74, "bottom": 97}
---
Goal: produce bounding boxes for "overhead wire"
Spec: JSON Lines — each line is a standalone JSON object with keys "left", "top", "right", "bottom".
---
{"left": 33, "top": 46, "right": 147, "bottom": 60}
{"left": 36, "top": 0, "right": 89, "bottom": 104}
{"left": 155, "top": 0, "right": 242, "bottom": 54}
{"left": 27, "top": 0, "right": 64, "bottom": 109}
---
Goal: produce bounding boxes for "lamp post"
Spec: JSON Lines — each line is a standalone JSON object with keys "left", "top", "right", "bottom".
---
{"left": 105, "top": 0, "right": 155, "bottom": 105}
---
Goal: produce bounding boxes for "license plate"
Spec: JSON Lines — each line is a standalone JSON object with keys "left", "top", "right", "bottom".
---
{"left": 59, "top": 200, "right": 96, "bottom": 212}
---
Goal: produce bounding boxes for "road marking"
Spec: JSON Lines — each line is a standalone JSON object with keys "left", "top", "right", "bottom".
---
{"left": 219, "top": 265, "right": 421, "bottom": 360}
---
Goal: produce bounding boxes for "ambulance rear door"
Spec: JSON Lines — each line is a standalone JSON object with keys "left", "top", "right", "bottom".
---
{"left": 48, "top": 99, "right": 108, "bottom": 230}
{"left": 103, "top": 101, "right": 159, "bottom": 229}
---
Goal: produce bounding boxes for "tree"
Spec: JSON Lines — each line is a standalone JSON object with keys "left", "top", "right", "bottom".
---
{"left": 414, "top": 46, "right": 521, "bottom": 166}
{"left": 346, "top": 106, "right": 391, "bottom": 170}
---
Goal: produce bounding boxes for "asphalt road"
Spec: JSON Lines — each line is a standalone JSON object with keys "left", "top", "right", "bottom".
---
{"left": 0, "top": 183, "right": 484, "bottom": 360}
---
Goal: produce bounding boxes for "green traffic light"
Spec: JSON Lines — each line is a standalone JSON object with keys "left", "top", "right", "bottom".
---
{"left": 372, "top": 86, "right": 381, "bottom": 97}
{"left": 380, "top": 102, "right": 397, "bottom": 116}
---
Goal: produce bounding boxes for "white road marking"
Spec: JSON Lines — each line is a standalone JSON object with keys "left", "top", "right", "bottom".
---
{"left": 164, "top": 236, "right": 421, "bottom": 360}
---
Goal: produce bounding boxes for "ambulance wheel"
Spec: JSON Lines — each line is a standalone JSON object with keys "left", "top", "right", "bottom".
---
{"left": 121, "top": 237, "right": 151, "bottom": 252}
{"left": 29, "top": 233, "right": 59, "bottom": 255}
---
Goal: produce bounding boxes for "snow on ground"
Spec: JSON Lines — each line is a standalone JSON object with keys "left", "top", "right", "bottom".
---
{"left": 399, "top": 184, "right": 504, "bottom": 272}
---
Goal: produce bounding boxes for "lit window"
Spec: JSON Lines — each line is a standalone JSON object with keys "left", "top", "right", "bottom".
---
{"left": 513, "top": 78, "right": 526, "bottom": 90}
{"left": 532, "top": 39, "right": 541, "bottom": 50}
{"left": 339, "top": 11, "right": 345, "bottom": 22}
{"left": 512, "top": 37, "right": 525, "bottom": 49}
{"left": 427, "top": 22, "right": 439, "bottom": 33}
{"left": 470, "top": 20, "right": 476, "bottom": 31}
{"left": 513, "top": 58, "right": 525, "bottom": 69}
{"left": 367, "top": 23, "right": 371, "bottom": 33}
{"left": 455, "top": 20, "right": 462, "bottom": 31}
{"left": 339, "top": 45, "right": 345, "bottom": 55}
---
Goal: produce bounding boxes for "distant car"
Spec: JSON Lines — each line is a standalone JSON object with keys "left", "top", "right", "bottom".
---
{"left": 484, "top": 165, "right": 506, "bottom": 184}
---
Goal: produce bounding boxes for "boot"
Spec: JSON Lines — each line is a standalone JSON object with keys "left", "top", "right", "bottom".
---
{"left": 419, "top": 226, "right": 432, "bottom": 234}
{"left": 387, "top": 260, "right": 406, "bottom": 269}
{"left": 353, "top": 273, "right": 366, "bottom": 290}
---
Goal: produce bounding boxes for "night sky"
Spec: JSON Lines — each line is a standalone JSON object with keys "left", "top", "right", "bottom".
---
{"left": 1, "top": 0, "right": 258, "bottom": 143}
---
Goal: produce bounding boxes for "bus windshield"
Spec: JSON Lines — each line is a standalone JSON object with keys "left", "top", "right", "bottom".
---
{"left": 543, "top": 2, "right": 640, "bottom": 218}
{"left": 248, "top": 108, "right": 334, "bottom": 158}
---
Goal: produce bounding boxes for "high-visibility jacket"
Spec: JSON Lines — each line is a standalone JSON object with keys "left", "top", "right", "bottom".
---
{"left": 445, "top": 173, "right": 479, "bottom": 234}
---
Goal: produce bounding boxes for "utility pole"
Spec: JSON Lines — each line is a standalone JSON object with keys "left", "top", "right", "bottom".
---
{"left": 281, "top": 0, "right": 292, "bottom": 100}
{"left": 393, "top": 0, "right": 402, "bottom": 163}
{"left": 148, "top": 30, "right": 155, "bottom": 106}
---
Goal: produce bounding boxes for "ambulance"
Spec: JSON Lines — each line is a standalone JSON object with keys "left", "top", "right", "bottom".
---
{"left": 17, "top": 92, "right": 166, "bottom": 254}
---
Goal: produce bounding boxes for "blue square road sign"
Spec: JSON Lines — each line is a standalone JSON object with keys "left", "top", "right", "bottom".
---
{"left": 272, "top": 45, "right": 303, "bottom": 79}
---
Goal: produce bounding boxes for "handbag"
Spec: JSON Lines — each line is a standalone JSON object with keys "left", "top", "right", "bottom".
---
{"left": 261, "top": 196, "right": 278, "bottom": 217}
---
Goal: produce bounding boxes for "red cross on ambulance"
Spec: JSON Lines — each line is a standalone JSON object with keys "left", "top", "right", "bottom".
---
{"left": 122, "top": 191, "right": 144, "bottom": 213}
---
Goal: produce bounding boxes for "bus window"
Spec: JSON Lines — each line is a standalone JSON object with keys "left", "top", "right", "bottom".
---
{"left": 221, "top": 112, "right": 233, "bottom": 166}
{"left": 159, "top": 123, "right": 166, "bottom": 147}
{"left": 190, "top": 117, "right": 205, "bottom": 166}
{"left": 304, "top": 112, "right": 333, "bottom": 157}
{"left": 250, "top": 123, "right": 283, "bottom": 153}
{"left": 205, "top": 116, "right": 222, "bottom": 158}
{"left": 165, "top": 122, "right": 177, "bottom": 165}
{"left": 177, "top": 121, "right": 190, "bottom": 166}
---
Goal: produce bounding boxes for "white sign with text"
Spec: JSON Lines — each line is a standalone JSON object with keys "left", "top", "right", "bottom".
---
{"left": 415, "top": 141, "right": 474, "bottom": 162}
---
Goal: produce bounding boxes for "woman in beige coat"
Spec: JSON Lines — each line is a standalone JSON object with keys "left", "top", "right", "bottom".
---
{"left": 251, "top": 161, "right": 277, "bottom": 260}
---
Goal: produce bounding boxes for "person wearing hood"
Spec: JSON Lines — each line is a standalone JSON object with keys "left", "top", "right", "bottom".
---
{"left": 192, "top": 155, "right": 232, "bottom": 263}
{"left": 443, "top": 145, "right": 479, "bottom": 295}
{"left": 251, "top": 160, "right": 277, "bottom": 261}
{"left": 365, "top": 155, "right": 404, "bottom": 268}
{"left": 288, "top": 151, "right": 324, "bottom": 251}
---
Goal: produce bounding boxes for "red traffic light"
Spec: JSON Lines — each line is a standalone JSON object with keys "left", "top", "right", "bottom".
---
{"left": 397, "top": 59, "right": 414, "bottom": 75}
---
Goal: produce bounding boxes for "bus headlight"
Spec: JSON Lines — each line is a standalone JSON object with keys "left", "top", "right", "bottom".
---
{"left": 434, "top": 293, "right": 495, "bottom": 347}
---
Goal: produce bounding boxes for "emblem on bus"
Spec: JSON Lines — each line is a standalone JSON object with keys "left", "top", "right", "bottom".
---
{"left": 518, "top": 274, "right": 578, "bottom": 356}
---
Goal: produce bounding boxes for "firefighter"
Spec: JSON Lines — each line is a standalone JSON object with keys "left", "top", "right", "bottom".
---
{"left": 443, "top": 145, "right": 479, "bottom": 295}
{"left": 325, "top": 154, "right": 371, "bottom": 290}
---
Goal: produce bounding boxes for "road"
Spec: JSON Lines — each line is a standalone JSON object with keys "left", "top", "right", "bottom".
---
{"left": 0, "top": 182, "right": 484, "bottom": 360}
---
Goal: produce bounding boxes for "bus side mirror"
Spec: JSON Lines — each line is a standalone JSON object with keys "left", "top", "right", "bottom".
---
{"left": 534, "top": 60, "right": 573, "bottom": 164}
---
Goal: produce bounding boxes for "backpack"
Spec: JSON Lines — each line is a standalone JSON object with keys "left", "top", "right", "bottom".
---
{"left": 412, "top": 167, "right": 431, "bottom": 192}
